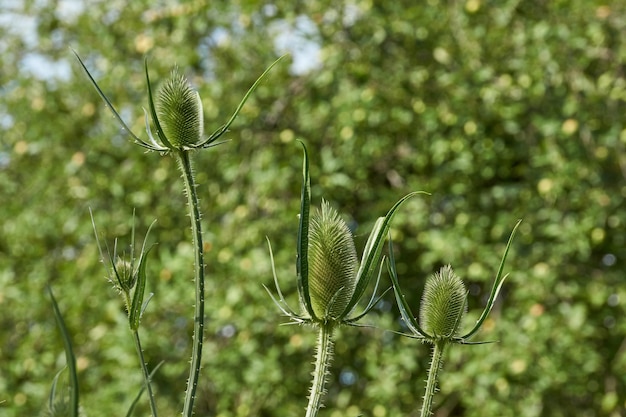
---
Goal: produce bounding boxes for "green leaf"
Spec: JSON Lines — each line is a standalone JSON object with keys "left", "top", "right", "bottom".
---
{"left": 47, "top": 285, "right": 79, "bottom": 417}
{"left": 344, "top": 191, "right": 429, "bottom": 316}
{"left": 129, "top": 220, "right": 156, "bottom": 331}
{"left": 297, "top": 141, "right": 316, "bottom": 320}
{"left": 345, "top": 258, "right": 391, "bottom": 324}
{"left": 387, "top": 237, "right": 428, "bottom": 338}
{"left": 47, "top": 367, "right": 65, "bottom": 413}
{"left": 461, "top": 219, "right": 522, "bottom": 340}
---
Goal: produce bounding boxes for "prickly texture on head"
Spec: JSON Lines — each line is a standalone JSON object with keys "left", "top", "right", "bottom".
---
{"left": 308, "top": 200, "right": 359, "bottom": 320}
{"left": 157, "top": 68, "right": 204, "bottom": 148}
{"left": 420, "top": 265, "right": 467, "bottom": 339}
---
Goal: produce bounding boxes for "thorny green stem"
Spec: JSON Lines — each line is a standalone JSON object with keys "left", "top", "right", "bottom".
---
{"left": 306, "top": 323, "right": 335, "bottom": 417}
{"left": 421, "top": 341, "right": 446, "bottom": 417}
{"left": 176, "top": 150, "right": 205, "bottom": 417}
{"left": 132, "top": 330, "right": 158, "bottom": 417}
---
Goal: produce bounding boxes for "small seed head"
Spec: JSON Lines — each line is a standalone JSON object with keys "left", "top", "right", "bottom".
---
{"left": 114, "top": 258, "right": 135, "bottom": 293}
{"left": 420, "top": 265, "right": 467, "bottom": 339}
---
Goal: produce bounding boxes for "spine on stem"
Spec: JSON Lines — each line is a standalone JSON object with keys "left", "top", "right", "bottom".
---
{"left": 421, "top": 341, "right": 446, "bottom": 417}
{"left": 306, "top": 323, "right": 335, "bottom": 417}
{"left": 176, "top": 150, "right": 206, "bottom": 417}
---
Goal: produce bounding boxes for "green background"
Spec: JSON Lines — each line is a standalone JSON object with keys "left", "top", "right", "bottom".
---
{"left": 1, "top": 1, "right": 625, "bottom": 416}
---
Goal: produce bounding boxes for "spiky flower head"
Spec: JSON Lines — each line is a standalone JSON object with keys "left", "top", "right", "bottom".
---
{"left": 91, "top": 211, "right": 156, "bottom": 331}
{"left": 389, "top": 220, "right": 520, "bottom": 347}
{"left": 308, "top": 200, "right": 359, "bottom": 320}
{"left": 156, "top": 67, "right": 204, "bottom": 149}
{"left": 74, "top": 51, "right": 285, "bottom": 154}
{"left": 419, "top": 265, "right": 467, "bottom": 340}
{"left": 113, "top": 258, "right": 135, "bottom": 293}
{"left": 265, "top": 143, "right": 426, "bottom": 329}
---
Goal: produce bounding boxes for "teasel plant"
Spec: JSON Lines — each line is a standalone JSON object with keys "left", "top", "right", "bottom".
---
{"left": 73, "top": 50, "right": 285, "bottom": 416}
{"left": 45, "top": 211, "right": 164, "bottom": 417}
{"left": 90, "top": 209, "right": 164, "bottom": 417}
{"left": 387, "top": 219, "right": 521, "bottom": 417}
{"left": 266, "top": 142, "right": 427, "bottom": 417}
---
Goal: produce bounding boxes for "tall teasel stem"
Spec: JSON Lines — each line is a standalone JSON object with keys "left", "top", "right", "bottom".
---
{"left": 306, "top": 323, "right": 335, "bottom": 417}
{"left": 421, "top": 341, "right": 446, "bottom": 417}
{"left": 75, "top": 51, "right": 286, "bottom": 416}
{"left": 132, "top": 331, "right": 158, "bottom": 417}
{"left": 175, "top": 149, "right": 205, "bottom": 417}
{"left": 91, "top": 211, "right": 159, "bottom": 416}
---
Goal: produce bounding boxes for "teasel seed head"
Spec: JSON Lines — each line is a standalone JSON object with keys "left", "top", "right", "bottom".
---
{"left": 308, "top": 200, "right": 359, "bottom": 321}
{"left": 114, "top": 258, "right": 135, "bottom": 293}
{"left": 156, "top": 67, "right": 204, "bottom": 149}
{"left": 419, "top": 265, "right": 468, "bottom": 340}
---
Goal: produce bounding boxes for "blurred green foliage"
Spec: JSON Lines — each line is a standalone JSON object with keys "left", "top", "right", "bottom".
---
{"left": 1, "top": 0, "right": 625, "bottom": 416}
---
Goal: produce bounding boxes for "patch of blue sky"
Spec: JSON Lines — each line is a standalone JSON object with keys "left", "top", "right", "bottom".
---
{"left": 1, "top": 0, "right": 85, "bottom": 82}
{"left": 270, "top": 14, "right": 322, "bottom": 76}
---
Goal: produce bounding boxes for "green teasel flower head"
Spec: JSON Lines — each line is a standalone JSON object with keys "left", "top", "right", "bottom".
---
{"left": 308, "top": 200, "right": 359, "bottom": 320}
{"left": 73, "top": 49, "right": 286, "bottom": 153}
{"left": 155, "top": 67, "right": 204, "bottom": 149}
{"left": 419, "top": 265, "right": 467, "bottom": 340}
{"left": 265, "top": 142, "right": 428, "bottom": 326}
{"left": 388, "top": 219, "right": 522, "bottom": 345}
